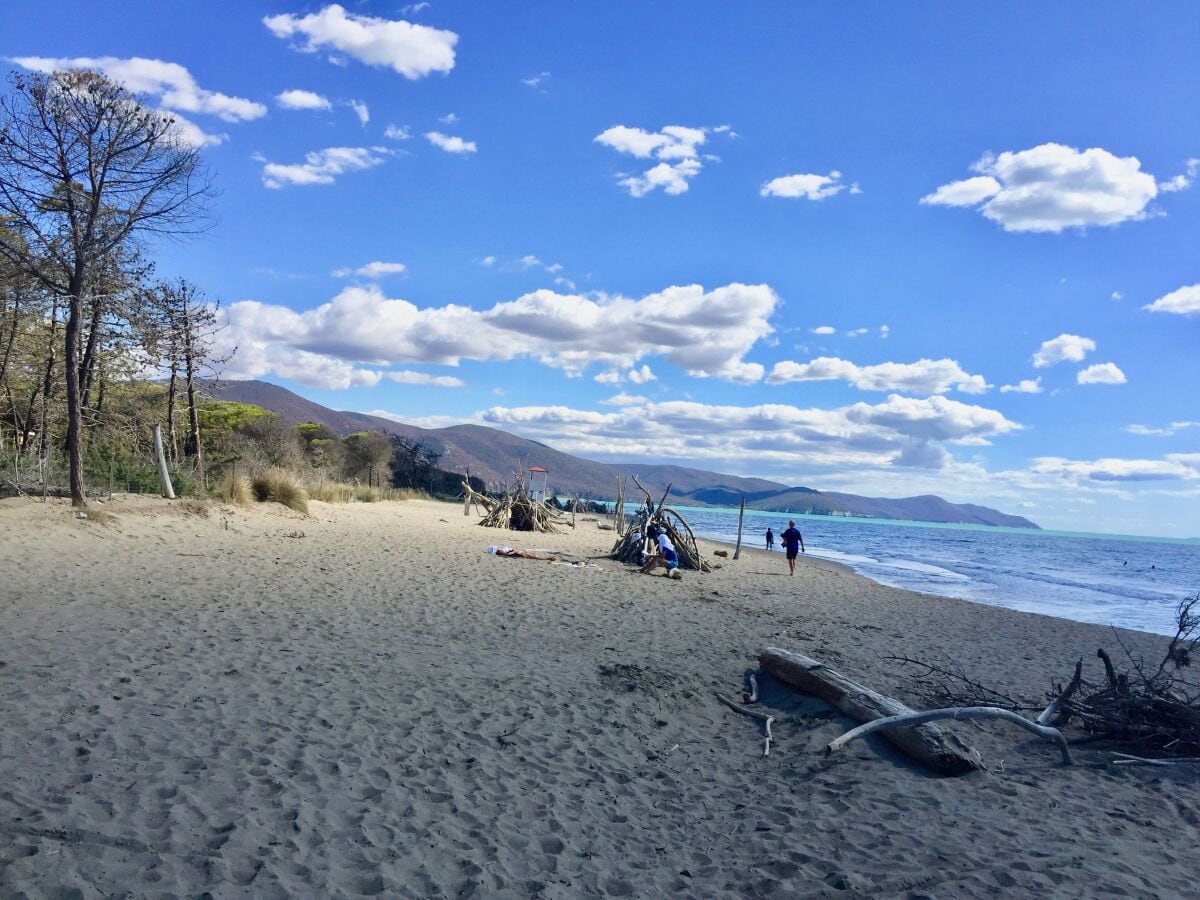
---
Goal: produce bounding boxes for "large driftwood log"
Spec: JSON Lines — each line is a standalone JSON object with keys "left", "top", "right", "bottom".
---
{"left": 759, "top": 647, "right": 985, "bottom": 776}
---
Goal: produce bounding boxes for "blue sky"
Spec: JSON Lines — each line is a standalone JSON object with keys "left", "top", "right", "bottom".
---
{"left": 6, "top": 1, "right": 1199, "bottom": 536}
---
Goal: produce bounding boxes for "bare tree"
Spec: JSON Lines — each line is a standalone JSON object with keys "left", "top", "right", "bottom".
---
{"left": 0, "top": 70, "right": 212, "bottom": 505}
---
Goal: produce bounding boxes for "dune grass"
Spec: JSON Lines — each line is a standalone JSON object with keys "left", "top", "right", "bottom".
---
{"left": 212, "top": 472, "right": 253, "bottom": 506}
{"left": 251, "top": 468, "right": 309, "bottom": 514}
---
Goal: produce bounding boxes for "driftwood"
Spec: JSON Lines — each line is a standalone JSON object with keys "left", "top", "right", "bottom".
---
{"left": 716, "top": 693, "right": 774, "bottom": 757}
{"left": 152, "top": 424, "right": 176, "bottom": 500}
{"left": 1110, "top": 752, "right": 1200, "bottom": 767}
{"left": 826, "top": 707, "right": 1073, "bottom": 765}
{"left": 468, "top": 476, "right": 565, "bottom": 533}
{"left": 759, "top": 647, "right": 984, "bottom": 775}
{"left": 609, "top": 478, "right": 711, "bottom": 572}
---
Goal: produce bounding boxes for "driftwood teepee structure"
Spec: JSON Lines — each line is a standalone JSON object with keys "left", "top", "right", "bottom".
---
{"left": 609, "top": 475, "right": 710, "bottom": 572}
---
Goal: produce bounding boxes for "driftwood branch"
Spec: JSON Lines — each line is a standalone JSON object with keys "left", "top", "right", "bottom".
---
{"left": 1038, "top": 659, "right": 1084, "bottom": 726}
{"left": 826, "top": 707, "right": 1073, "bottom": 765}
{"left": 716, "top": 693, "right": 774, "bottom": 757}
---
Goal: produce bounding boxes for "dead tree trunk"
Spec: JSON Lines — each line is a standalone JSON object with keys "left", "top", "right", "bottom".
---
{"left": 152, "top": 424, "right": 176, "bottom": 499}
{"left": 759, "top": 646, "right": 985, "bottom": 775}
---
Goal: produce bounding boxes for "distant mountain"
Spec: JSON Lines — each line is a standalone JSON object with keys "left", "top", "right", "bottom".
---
{"left": 201, "top": 379, "right": 1039, "bottom": 529}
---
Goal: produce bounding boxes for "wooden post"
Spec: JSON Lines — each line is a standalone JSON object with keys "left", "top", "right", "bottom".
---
{"left": 464, "top": 468, "right": 472, "bottom": 515}
{"left": 732, "top": 495, "right": 746, "bottom": 559}
{"left": 152, "top": 424, "right": 176, "bottom": 500}
{"left": 108, "top": 451, "right": 115, "bottom": 499}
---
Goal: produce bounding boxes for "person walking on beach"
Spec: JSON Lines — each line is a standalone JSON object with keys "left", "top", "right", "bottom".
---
{"left": 765, "top": 528, "right": 775, "bottom": 551}
{"left": 781, "top": 520, "right": 805, "bottom": 575}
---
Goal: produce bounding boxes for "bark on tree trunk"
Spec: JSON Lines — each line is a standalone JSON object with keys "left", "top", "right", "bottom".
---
{"left": 64, "top": 277, "right": 85, "bottom": 507}
{"left": 165, "top": 358, "right": 179, "bottom": 465}
{"left": 183, "top": 301, "right": 203, "bottom": 489}
{"left": 759, "top": 646, "right": 985, "bottom": 775}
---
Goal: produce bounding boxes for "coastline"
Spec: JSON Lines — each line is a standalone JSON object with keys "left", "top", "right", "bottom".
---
{"left": 1, "top": 495, "right": 1196, "bottom": 897}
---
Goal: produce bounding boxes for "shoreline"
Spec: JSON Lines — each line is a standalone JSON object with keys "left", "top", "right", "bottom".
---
{"left": 1, "top": 495, "right": 1196, "bottom": 897}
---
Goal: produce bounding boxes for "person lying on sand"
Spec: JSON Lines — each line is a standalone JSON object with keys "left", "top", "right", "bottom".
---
{"left": 641, "top": 532, "right": 680, "bottom": 576}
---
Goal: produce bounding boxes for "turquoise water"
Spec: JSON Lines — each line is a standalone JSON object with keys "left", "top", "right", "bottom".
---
{"left": 664, "top": 505, "right": 1199, "bottom": 636}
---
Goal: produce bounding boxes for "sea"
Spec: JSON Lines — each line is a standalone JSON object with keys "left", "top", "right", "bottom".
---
{"left": 669, "top": 505, "right": 1200, "bottom": 637}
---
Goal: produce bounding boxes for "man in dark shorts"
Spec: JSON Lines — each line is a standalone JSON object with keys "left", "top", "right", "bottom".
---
{"left": 765, "top": 528, "right": 774, "bottom": 551}
{"left": 780, "top": 520, "right": 805, "bottom": 575}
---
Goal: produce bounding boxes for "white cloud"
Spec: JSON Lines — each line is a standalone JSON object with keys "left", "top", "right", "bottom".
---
{"left": 879, "top": 325, "right": 890, "bottom": 338}
{"left": 480, "top": 394, "right": 1020, "bottom": 473}
{"left": 811, "top": 325, "right": 836, "bottom": 335}
{"left": 216, "top": 281, "right": 778, "bottom": 386}
{"left": 384, "top": 124, "right": 411, "bottom": 141}
{"left": 333, "top": 261, "right": 407, "bottom": 279}
{"left": 595, "top": 125, "right": 712, "bottom": 196}
{"left": 263, "top": 4, "right": 457, "bottom": 79}
{"left": 260, "top": 146, "right": 391, "bottom": 188}
{"left": 1032, "top": 333, "right": 1096, "bottom": 367}
{"left": 522, "top": 71, "right": 550, "bottom": 88}
{"left": 602, "top": 392, "right": 649, "bottom": 406}
{"left": 348, "top": 99, "right": 370, "bottom": 125}
{"left": 921, "top": 143, "right": 1159, "bottom": 232}
{"left": 627, "top": 364, "right": 656, "bottom": 384}
{"left": 1126, "top": 421, "right": 1199, "bottom": 437}
{"left": 1111, "top": 291, "right": 1123, "bottom": 301}
{"left": 11, "top": 55, "right": 267, "bottom": 122}
{"left": 768, "top": 357, "right": 990, "bottom": 395}
{"left": 1145, "top": 283, "right": 1200, "bottom": 316}
{"left": 593, "top": 371, "right": 623, "bottom": 385}
{"left": 1000, "top": 378, "right": 1043, "bottom": 394}
{"left": 425, "top": 131, "right": 476, "bottom": 154}
{"left": 846, "top": 328, "right": 869, "bottom": 337}
{"left": 1028, "top": 454, "right": 1200, "bottom": 483}
{"left": 479, "top": 256, "right": 497, "bottom": 266}
{"left": 1158, "top": 158, "right": 1199, "bottom": 192}
{"left": 276, "top": 88, "right": 332, "bottom": 111}
{"left": 400, "top": 3, "right": 430, "bottom": 14}
{"left": 1077, "top": 363, "right": 1126, "bottom": 385}
{"left": 164, "top": 112, "right": 225, "bottom": 148}
{"left": 760, "top": 170, "right": 852, "bottom": 200}
{"left": 438, "top": 112, "right": 458, "bottom": 124}
{"left": 385, "top": 370, "right": 464, "bottom": 387}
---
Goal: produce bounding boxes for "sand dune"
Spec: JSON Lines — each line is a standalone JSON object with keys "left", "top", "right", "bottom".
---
{"left": 1, "top": 495, "right": 1196, "bottom": 897}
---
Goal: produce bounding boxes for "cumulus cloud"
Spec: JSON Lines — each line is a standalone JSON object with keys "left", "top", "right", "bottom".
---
{"left": 479, "top": 394, "right": 1020, "bottom": 473}
{"left": 767, "top": 357, "right": 990, "bottom": 395}
{"left": 215, "top": 282, "right": 778, "bottom": 387}
{"left": 1126, "top": 421, "right": 1199, "bottom": 437}
{"left": 260, "top": 146, "right": 391, "bottom": 188}
{"left": 385, "top": 370, "right": 464, "bottom": 387}
{"left": 1158, "top": 158, "right": 1199, "bottom": 192}
{"left": 1032, "top": 333, "right": 1096, "bottom": 367}
{"left": 1000, "top": 378, "right": 1043, "bottom": 394}
{"left": 811, "top": 325, "right": 836, "bottom": 335}
{"left": 920, "top": 143, "right": 1159, "bottom": 232}
{"left": 276, "top": 88, "right": 332, "bottom": 110}
{"left": 1145, "top": 283, "right": 1200, "bottom": 316}
{"left": 11, "top": 55, "right": 266, "bottom": 121}
{"left": 425, "top": 131, "right": 476, "bottom": 154}
{"left": 1077, "top": 363, "right": 1127, "bottom": 385}
{"left": 479, "top": 256, "right": 497, "bottom": 266}
{"left": 333, "top": 261, "right": 407, "bottom": 279}
{"left": 438, "top": 112, "right": 458, "bottom": 124}
{"left": 627, "top": 364, "right": 656, "bottom": 384}
{"left": 11, "top": 55, "right": 264, "bottom": 146}
{"left": 1028, "top": 454, "right": 1200, "bottom": 483}
{"left": 760, "top": 171, "right": 853, "bottom": 200}
{"left": 384, "top": 124, "right": 411, "bottom": 141}
{"left": 263, "top": 4, "right": 457, "bottom": 79}
{"left": 595, "top": 125, "right": 714, "bottom": 196}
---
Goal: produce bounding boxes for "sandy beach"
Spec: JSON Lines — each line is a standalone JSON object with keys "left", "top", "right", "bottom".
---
{"left": 1, "top": 495, "right": 1196, "bottom": 898}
